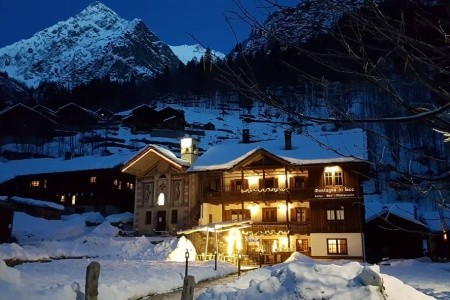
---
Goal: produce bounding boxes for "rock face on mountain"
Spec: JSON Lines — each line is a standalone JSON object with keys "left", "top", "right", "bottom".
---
{"left": 0, "top": 2, "right": 180, "bottom": 87}
{"left": 241, "top": 0, "right": 364, "bottom": 53}
{"left": 0, "top": 73, "right": 30, "bottom": 106}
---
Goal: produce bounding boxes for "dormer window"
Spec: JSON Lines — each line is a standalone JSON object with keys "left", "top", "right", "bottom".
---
{"left": 324, "top": 166, "right": 343, "bottom": 186}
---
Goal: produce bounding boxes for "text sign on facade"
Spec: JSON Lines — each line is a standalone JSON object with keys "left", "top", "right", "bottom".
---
{"left": 314, "top": 186, "right": 355, "bottom": 198}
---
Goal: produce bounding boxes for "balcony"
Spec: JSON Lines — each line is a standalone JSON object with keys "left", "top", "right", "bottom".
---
{"left": 202, "top": 188, "right": 315, "bottom": 203}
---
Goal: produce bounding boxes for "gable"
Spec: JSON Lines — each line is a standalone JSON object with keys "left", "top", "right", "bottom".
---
{"left": 122, "top": 145, "right": 189, "bottom": 177}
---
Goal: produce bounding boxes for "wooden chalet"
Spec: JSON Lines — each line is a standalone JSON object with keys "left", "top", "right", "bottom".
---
{"left": 157, "top": 107, "right": 185, "bottom": 130}
{"left": 56, "top": 102, "right": 100, "bottom": 132}
{"left": 0, "top": 103, "right": 57, "bottom": 146}
{"left": 365, "top": 204, "right": 429, "bottom": 263}
{"left": 121, "top": 104, "right": 159, "bottom": 133}
{"left": 123, "top": 129, "right": 370, "bottom": 263}
{"left": 0, "top": 153, "right": 136, "bottom": 216}
{"left": 0, "top": 201, "right": 14, "bottom": 242}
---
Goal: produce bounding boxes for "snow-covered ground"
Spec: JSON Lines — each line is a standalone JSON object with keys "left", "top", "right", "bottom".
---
{"left": 1, "top": 212, "right": 449, "bottom": 300}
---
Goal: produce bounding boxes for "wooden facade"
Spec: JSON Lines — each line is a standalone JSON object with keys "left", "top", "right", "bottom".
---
{"left": 0, "top": 103, "right": 57, "bottom": 145}
{"left": 0, "top": 168, "right": 135, "bottom": 215}
{"left": 123, "top": 131, "right": 369, "bottom": 263}
{"left": 194, "top": 150, "right": 368, "bottom": 261}
{"left": 0, "top": 202, "right": 14, "bottom": 242}
{"left": 365, "top": 213, "right": 429, "bottom": 263}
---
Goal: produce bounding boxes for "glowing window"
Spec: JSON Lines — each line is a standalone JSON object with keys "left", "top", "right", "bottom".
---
{"left": 71, "top": 195, "right": 76, "bottom": 205}
{"left": 60, "top": 195, "right": 65, "bottom": 203}
{"left": 327, "top": 206, "right": 345, "bottom": 221}
{"left": 30, "top": 180, "right": 40, "bottom": 187}
{"left": 157, "top": 192, "right": 165, "bottom": 206}
{"left": 90, "top": 176, "right": 96, "bottom": 183}
{"left": 324, "top": 166, "right": 343, "bottom": 186}
{"left": 327, "top": 238, "right": 348, "bottom": 255}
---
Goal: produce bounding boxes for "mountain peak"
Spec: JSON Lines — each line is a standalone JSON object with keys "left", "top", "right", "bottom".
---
{"left": 0, "top": 2, "right": 180, "bottom": 87}
{"left": 77, "top": 1, "right": 119, "bottom": 18}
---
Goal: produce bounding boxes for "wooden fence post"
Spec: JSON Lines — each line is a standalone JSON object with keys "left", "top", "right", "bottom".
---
{"left": 85, "top": 261, "right": 101, "bottom": 300}
{"left": 181, "top": 275, "right": 195, "bottom": 300}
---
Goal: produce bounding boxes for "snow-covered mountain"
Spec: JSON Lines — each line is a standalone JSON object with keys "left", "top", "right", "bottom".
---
{"left": 241, "top": 0, "right": 365, "bottom": 53}
{"left": 0, "top": 2, "right": 180, "bottom": 87}
{"left": 169, "top": 44, "right": 225, "bottom": 65}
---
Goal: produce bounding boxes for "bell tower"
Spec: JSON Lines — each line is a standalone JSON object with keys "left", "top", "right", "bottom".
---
{"left": 180, "top": 136, "right": 199, "bottom": 164}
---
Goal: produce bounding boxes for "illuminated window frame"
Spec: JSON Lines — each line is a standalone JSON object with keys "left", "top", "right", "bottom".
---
{"left": 327, "top": 238, "right": 348, "bottom": 255}
{"left": 326, "top": 206, "right": 345, "bottom": 221}
{"left": 324, "top": 166, "right": 343, "bottom": 186}
{"left": 30, "top": 180, "right": 40, "bottom": 187}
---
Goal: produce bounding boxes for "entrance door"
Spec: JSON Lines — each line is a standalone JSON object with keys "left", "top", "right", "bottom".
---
{"left": 156, "top": 211, "right": 166, "bottom": 231}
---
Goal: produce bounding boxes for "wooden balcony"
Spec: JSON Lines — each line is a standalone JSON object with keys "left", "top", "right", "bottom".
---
{"left": 202, "top": 188, "right": 315, "bottom": 204}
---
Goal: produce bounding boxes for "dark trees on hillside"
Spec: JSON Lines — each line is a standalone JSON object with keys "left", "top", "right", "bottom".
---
{"left": 220, "top": 0, "right": 450, "bottom": 219}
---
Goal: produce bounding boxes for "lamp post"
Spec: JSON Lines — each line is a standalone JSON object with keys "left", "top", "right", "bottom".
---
{"left": 185, "top": 249, "right": 189, "bottom": 278}
{"left": 238, "top": 250, "right": 242, "bottom": 277}
{"left": 259, "top": 250, "right": 263, "bottom": 268}
{"left": 214, "top": 249, "right": 218, "bottom": 271}
{"left": 274, "top": 249, "right": 278, "bottom": 265}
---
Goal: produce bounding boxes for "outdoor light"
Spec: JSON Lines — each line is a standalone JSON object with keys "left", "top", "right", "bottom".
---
{"left": 274, "top": 248, "right": 278, "bottom": 264}
{"left": 259, "top": 250, "right": 263, "bottom": 268}
{"left": 185, "top": 249, "right": 189, "bottom": 278}
{"left": 238, "top": 250, "right": 242, "bottom": 277}
{"left": 214, "top": 249, "right": 218, "bottom": 271}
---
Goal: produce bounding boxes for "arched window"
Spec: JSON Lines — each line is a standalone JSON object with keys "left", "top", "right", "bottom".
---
{"left": 157, "top": 192, "right": 165, "bottom": 206}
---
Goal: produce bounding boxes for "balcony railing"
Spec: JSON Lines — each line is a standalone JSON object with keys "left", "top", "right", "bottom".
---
{"left": 202, "top": 186, "right": 360, "bottom": 203}
{"left": 202, "top": 188, "right": 315, "bottom": 203}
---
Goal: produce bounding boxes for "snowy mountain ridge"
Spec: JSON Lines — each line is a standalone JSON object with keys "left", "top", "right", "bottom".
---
{"left": 241, "top": 0, "right": 366, "bottom": 53}
{"left": 169, "top": 44, "right": 226, "bottom": 65}
{"left": 0, "top": 2, "right": 180, "bottom": 87}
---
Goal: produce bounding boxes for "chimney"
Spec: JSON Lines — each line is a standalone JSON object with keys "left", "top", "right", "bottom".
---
{"left": 180, "top": 136, "right": 199, "bottom": 164}
{"left": 284, "top": 130, "right": 292, "bottom": 150}
{"left": 242, "top": 129, "right": 250, "bottom": 144}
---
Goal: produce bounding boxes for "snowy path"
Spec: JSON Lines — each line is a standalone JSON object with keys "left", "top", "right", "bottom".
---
{"left": 143, "top": 271, "right": 242, "bottom": 300}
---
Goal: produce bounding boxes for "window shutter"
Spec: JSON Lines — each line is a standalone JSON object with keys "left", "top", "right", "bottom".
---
{"left": 289, "top": 177, "right": 295, "bottom": 189}
{"left": 290, "top": 208, "right": 297, "bottom": 222}
{"left": 306, "top": 208, "right": 311, "bottom": 222}
{"left": 224, "top": 210, "right": 232, "bottom": 221}
{"left": 274, "top": 178, "right": 279, "bottom": 188}
{"left": 230, "top": 180, "right": 236, "bottom": 191}
{"left": 243, "top": 179, "right": 249, "bottom": 189}
{"left": 244, "top": 209, "right": 251, "bottom": 220}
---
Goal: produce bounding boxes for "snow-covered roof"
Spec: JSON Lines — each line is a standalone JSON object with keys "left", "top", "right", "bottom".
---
{"left": 0, "top": 152, "right": 136, "bottom": 184}
{"left": 365, "top": 201, "right": 427, "bottom": 227}
{"left": 189, "top": 128, "right": 367, "bottom": 172}
{"left": 0, "top": 195, "right": 64, "bottom": 210}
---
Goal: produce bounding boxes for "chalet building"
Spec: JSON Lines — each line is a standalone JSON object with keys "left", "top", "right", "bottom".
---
{"left": 0, "top": 103, "right": 57, "bottom": 146}
{"left": 56, "top": 102, "right": 100, "bottom": 132}
{"left": 0, "top": 153, "right": 136, "bottom": 216}
{"left": 121, "top": 104, "right": 186, "bottom": 133}
{"left": 0, "top": 201, "right": 14, "bottom": 242}
{"left": 365, "top": 204, "right": 429, "bottom": 263}
{"left": 157, "top": 107, "right": 185, "bottom": 130}
{"left": 121, "top": 104, "right": 159, "bottom": 133}
{"left": 123, "top": 129, "right": 370, "bottom": 263}
{"left": 121, "top": 138, "right": 199, "bottom": 235}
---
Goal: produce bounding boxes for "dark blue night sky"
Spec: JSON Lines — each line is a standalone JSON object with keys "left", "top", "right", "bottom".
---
{"left": 0, "top": 0, "right": 297, "bottom": 54}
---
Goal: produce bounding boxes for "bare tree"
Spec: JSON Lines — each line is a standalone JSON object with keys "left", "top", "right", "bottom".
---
{"left": 221, "top": 0, "right": 450, "bottom": 132}
{"left": 217, "top": 0, "right": 450, "bottom": 236}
